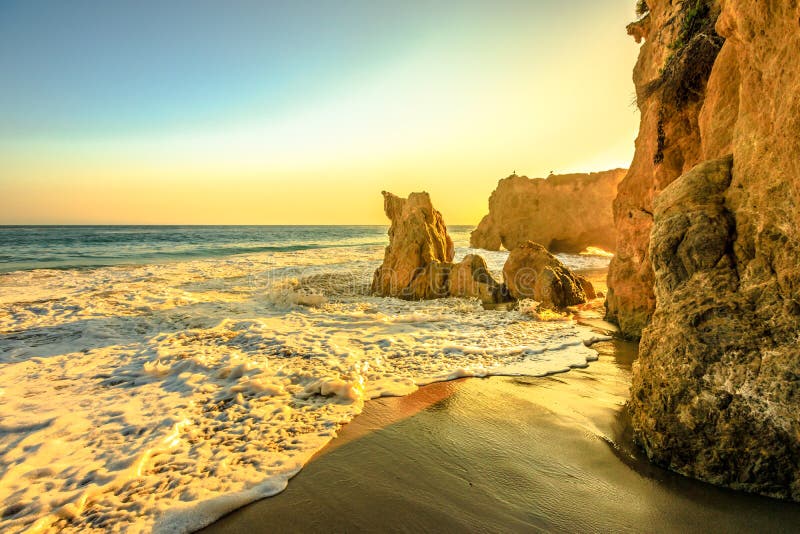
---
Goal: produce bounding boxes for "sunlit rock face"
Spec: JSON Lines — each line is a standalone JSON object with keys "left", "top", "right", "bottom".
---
{"left": 470, "top": 169, "right": 625, "bottom": 254}
{"left": 372, "top": 191, "right": 454, "bottom": 299}
{"left": 605, "top": 0, "right": 721, "bottom": 338}
{"left": 502, "top": 241, "right": 586, "bottom": 309}
{"left": 447, "top": 254, "right": 509, "bottom": 303}
{"left": 373, "top": 192, "right": 512, "bottom": 303}
{"left": 617, "top": 0, "right": 800, "bottom": 500}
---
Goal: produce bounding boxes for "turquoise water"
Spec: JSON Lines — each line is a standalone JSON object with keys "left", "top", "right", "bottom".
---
{"left": 0, "top": 225, "right": 442, "bottom": 273}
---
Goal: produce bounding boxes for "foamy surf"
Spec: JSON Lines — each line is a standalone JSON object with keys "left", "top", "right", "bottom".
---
{"left": 0, "top": 234, "right": 611, "bottom": 533}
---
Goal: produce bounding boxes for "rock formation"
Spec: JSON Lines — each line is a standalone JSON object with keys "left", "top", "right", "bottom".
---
{"left": 502, "top": 241, "right": 587, "bottom": 308}
{"left": 373, "top": 193, "right": 592, "bottom": 309}
{"left": 606, "top": 0, "right": 729, "bottom": 337}
{"left": 610, "top": 0, "right": 800, "bottom": 500}
{"left": 575, "top": 275, "right": 597, "bottom": 300}
{"left": 372, "top": 191, "right": 454, "bottom": 300}
{"left": 470, "top": 169, "right": 626, "bottom": 253}
{"left": 447, "top": 254, "right": 508, "bottom": 303}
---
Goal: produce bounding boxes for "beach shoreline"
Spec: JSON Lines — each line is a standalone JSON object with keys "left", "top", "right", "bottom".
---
{"left": 0, "top": 227, "right": 618, "bottom": 532}
{"left": 200, "top": 270, "right": 800, "bottom": 533}
{"left": 4, "top": 244, "right": 798, "bottom": 532}
{"left": 201, "top": 335, "right": 800, "bottom": 533}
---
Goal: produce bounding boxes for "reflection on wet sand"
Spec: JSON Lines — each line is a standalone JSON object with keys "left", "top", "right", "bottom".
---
{"left": 203, "top": 337, "right": 800, "bottom": 533}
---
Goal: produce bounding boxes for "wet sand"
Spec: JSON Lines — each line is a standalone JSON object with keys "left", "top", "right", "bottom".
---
{"left": 201, "top": 336, "right": 800, "bottom": 533}
{"left": 201, "top": 270, "right": 800, "bottom": 532}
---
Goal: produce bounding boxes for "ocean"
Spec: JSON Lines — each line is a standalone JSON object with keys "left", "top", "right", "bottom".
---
{"left": 0, "top": 225, "right": 611, "bottom": 532}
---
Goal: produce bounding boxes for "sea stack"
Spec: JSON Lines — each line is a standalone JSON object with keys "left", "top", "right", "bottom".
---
{"left": 470, "top": 169, "right": 626, "bottom": 253}
{"left": 608, "top": 0, "right": 800, "bottom": 500}
{"left": 372, "top": 191, "right": 515, "bottom": 304}
{"left": 372, "top": 191, "right": 454, "bottom": 299}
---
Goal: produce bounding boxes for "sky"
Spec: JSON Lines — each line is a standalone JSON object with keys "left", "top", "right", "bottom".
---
{"left": 0, "top": 0, "right": 641, "bottom": 225}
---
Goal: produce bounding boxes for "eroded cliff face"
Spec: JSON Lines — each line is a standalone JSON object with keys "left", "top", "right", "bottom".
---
{"left": 470, "top": 170, "right": 626, "bottom": 253}
{"left": 616, "top": 0, "right": 800, "bottom": 499}
{"left": 606, "top": 0, "right": 724, "bottom": 337}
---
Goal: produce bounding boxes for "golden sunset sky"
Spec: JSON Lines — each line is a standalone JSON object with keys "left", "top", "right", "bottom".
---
{"left": 0, "top": 1, "right": 640, "bottom": 225}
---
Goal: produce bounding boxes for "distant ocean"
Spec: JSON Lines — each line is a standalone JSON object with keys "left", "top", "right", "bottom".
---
{"left": 0, "top": 225, "right": 395, "bottom": 273}
{"left": 0, "top": 225, "right": 611, "bottom": 532}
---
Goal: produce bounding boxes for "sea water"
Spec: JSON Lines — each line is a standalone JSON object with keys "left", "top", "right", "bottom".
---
{"left": 0, "top": 226, "right": 611, "bottom": 532}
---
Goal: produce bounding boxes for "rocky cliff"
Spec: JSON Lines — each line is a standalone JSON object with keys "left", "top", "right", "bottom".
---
{"left": 470, "top": 169, "right": 626, "bottom": 253}
{"left": 606, "top": 0, "right": 727, "bottom": 337}
{"left": 611, "top": 0, "right": 800, "bottom": 499}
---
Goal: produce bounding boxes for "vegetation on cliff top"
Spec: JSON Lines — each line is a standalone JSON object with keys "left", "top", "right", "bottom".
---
{"left": 640, "top": 0, "right": 724, "bottom": 164}
{"left": 635, "top": 0, "right": 649, "bottom": 18}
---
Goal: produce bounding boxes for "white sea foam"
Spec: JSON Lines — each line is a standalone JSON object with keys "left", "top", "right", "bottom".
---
{"left": 0, "top": 242, "right": 609, "bottom": 533}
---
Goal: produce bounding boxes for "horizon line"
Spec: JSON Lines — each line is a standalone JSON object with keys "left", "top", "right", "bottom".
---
{"left": 0, "top": 223, "right": 479, "bottom": 227}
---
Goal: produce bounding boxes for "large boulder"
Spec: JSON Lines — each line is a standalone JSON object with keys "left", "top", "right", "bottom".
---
{"left": 372, "top": 191, "right": 454, "bottom": 299}
{"left": 502, "top": 241, "right": 587, "bottom": 309}
{"left": 470, "top": 169, "right": 626, "bottom": 253}
{"left": 447, "top": 254, "right": 509, "bottom": 303}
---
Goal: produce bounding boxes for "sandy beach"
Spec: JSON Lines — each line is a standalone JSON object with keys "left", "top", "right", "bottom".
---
{"left": 202, "top": 334, "right": 800, "bottom": 532}
{"left": 198, "top": 269, "right": 800, "bottom": 533}
{"left": 204, "top": 253, "right": 797, "bottom": 531}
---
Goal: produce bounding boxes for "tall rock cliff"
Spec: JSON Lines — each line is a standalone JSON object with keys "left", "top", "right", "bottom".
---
{"left": 612, "top": 0, "right": 800, "bottom": 499}
{"left": 606, "top": 0, "right": 726, "bottom": 337}
{"left": 470, "top": 169, "right": 626, "bottom": 253}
